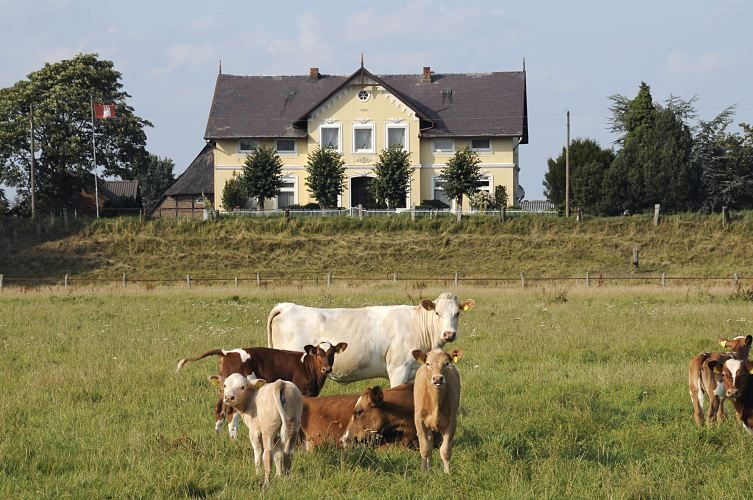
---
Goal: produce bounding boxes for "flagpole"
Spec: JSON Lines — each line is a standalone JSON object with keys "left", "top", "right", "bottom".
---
{"left": 91, "top": 95, "right": 99, "bottom": 218}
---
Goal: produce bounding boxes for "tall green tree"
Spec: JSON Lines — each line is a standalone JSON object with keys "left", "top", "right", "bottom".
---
{"left": 440, "top": 146, "right": 482, "bottom": 209}
{"left": 371, "top": 145, "right": 412, "bottom": 208}
{"left": 608, "top": 81, "right": 656, "bottom": 144}
{"left": 0, "top": 189, "right": 8, "bottom": 215}
{"left": 543, "top": 139, "right": 614, "bottom": 213}
{"left": 305, "top": 147, "right": 346, "bottom": 209}
{"left": 128, "top": 154, "right": 174, "bottom": 209}
{"left": 0, "top": 53, "right": 152, "bottom": 214}
{"left": 222, "top": 172, "right": 248, "bottom": 212}
{"left": 242, "top": 146, "right": 284, "bottom": 210}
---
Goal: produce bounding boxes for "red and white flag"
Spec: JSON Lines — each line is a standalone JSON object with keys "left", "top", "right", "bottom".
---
{"left": 94, "top": 104, "right": 116, "bottom": 119}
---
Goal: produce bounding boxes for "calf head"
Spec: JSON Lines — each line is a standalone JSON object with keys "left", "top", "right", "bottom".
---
{"left": 209, "top": 373, "right": 266, "bottom": 411}
{"left": 710, "top": 359, "right": 753, "bottom": 400}
{"left": 718, "top": 335, "right": 753, "bottom": 360}
{"left": 303, "top": 341, "right": 348, "bottom": 375}
{"left": 341, "top": 386, "right": 386, "bottom": 446}
{"left": 412, "top": 348, "right": 463, "bottom": 389}
{"left": 420, "top": 292, "right": 475, "bottom": 343}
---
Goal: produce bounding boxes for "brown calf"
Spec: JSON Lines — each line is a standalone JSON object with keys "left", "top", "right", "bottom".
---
{"left": 708, "top": 358, "right": 753, "bottom": 434}
{"left": 412, "top": 348, "right": 462, "bottom": 473}
{"left": 688, "top": 335, "right": 752, "bottom": 426}
{"left": 177, "top": 342, "right": 347, "bottom": 438}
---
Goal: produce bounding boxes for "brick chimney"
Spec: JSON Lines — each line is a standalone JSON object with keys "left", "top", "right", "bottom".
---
{"left": 310, "top": 67, "right": 320, "bottom": 80}
{"left": 422, "top": 66, "right": 432, "bottom": 83}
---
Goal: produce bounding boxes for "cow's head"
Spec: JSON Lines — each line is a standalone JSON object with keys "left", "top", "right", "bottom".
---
{"left": 209, "top": 373, "right": 265, "bottom": 410}
{"left": 710, "top": 358, "right": 753, "bottom": 400}
{"left": 340, "top": 386, "right": 386, "bottom": 447}
{"left": 303, "top": 341, "right": 348, "bottom": 375}
{"left": 718, "top": 335, "right": 753, "bottom": 360}
{"left": 420, "top": 293, "right": 475, "bottom": 344}
{"left": 412, "top": 348, "right": 463, "bottom": 389}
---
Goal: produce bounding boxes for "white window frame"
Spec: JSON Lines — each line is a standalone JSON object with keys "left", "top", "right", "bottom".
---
{"left": 276, "top": 175, "right": 297, "bottom": 209}
{"left": 477, "top": 174, "right": 493, "bottom": 194}
{"left": 352, "top": 123, "right": 375, "bottom": 154}
{"left": 319, "top": 123, "right": 342, "bottom": 153}
{"left": 238, "top": 138, "right": 260, "bottom": 154}
{"left": 470, "top": 137, "right": 493, "bottom": 153}
{"left": 385, "top": 122, "right": 409, "bottom": 152}
{"left": 432, "top": 176, "right": 452, "bottom": 208}
{"left": 275, "top": 138, "right": 297, "bottom": 155}
{"left": 432, "top": 138, "right": 455, "bottom": 153}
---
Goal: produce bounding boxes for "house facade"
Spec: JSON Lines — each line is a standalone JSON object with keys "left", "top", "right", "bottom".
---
{"left": 205, "top": 65, "right": 528, "bottom": 211}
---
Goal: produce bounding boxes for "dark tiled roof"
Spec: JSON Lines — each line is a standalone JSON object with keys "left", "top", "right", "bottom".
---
{"left": 204, "top": 67, "right": 528, "bottom": 142}
{"left": 103, "top": 180, "right": 140, "bottom": 199}
{"left": 163, "top": 143, "right": 215, "bottom": 197}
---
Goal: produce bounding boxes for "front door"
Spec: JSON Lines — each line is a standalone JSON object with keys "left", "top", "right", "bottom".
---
{"left": 350, "top": 176, "right": 377, "bottom": 208}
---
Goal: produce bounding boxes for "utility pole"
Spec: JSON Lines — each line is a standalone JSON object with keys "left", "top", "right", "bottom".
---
{"left": 29, "top": 104, "right": 36, "bottom": 219}
{"left": 90, "top": 95, "right": 99, "bottom": 218}
{"left": 565, "top": 110, "right": 570, "bottom": 218}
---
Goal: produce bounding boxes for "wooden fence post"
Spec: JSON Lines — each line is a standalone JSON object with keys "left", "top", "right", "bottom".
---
{"left": 585, "top": 272, "right": 590, "bottom": 287}
{"left": 576, "top": 208, "right": 583, "bottom": 223}
{"left": 454, "top": 272, "right": 459, "bottom": 287}
{"left": 186, "top": 274, "right": 191, "bottom": 288}
{"left": 661, "top": 273, "right": 666, "bottom": 287}
{"left": 284, "top": 208, "right": 290, "bottom": 221}
{"left": 234, "top": 277, "right": 239, "bottom": 287}
{"left": 358, "top": 204, "right": 363, "bottom": 221}
{"left": 722, "top": 206, "right": 730, "bottom": 227}
{"left": 327, "top": 272, "right": 332, "bottom": 287}
{"left": 0, "top": 274, "right": 4, "bottom": 291}
{"left": 734, "top": 273, "right": 740, "bottom": 285}
{"left": 653, "top": 204, "right": 660, "bottom": 226}
{"left": 123, "top": 273, "right": 127, "bottom": 288}
{"left": 520, "top": 273, "right": 526, "bottom": 288}
{"left": 64, "top": 274, "right": 69, "bottom": 288}
{"left": 632, "top": 248, "right": 640, "bottom": 270}
{"left": 456, "top": 206, "right": 462, "bottom": 223}
{"left": 411, "top": 204, "right": 415, "bottom": 222}
{"left": 393, "top": 272, "right": 398, "bottom": 283}
{"left": 256, "top": 273, "right": 261, "bottom": 287}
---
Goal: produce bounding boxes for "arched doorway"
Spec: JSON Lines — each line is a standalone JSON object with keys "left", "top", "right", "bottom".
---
{"left": 350, "top": 176, "right": 378, "bottom": 209}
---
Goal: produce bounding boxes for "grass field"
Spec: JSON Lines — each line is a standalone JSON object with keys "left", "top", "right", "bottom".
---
{"left": 2, "top": 285, "right": 753, "bottom": 498}
{"left": 3, "top": 212, "right": 753, "bottom": 280}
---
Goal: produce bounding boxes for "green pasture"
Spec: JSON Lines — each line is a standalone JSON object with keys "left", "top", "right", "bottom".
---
{"left": 1, "top": 286, "right": 753, "bottom": 498}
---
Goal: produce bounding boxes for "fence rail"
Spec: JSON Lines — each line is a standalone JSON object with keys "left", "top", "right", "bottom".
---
{"left": 0, "top": 272, "right": 748, "bottom": 290}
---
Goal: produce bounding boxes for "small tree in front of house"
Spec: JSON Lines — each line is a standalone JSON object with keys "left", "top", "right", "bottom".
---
{"left": 305, "top": 146, "right": 346, "bottom": 209}
{"left": 440, "top": 146, "right": 482, "bottom": 211}
{"left": 222, "top": 172, "right": 247, "bottom": 212}
{"left": 493, "top": 185, "right": 508, "bottom": 209}
{"left": 242, "top": 146, "right": 284, "bottom": 210}
{"left": 371, "top": 145, "right": 412, "bottom": 208}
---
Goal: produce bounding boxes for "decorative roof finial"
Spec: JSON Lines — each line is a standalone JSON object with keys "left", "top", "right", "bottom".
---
{"left": 219, "top": 59, "right": 222, "bottom": 74}
{"left": 360, "top": 52, "right": 364, "bottom": 69}
{"left": 522, "top": 57, "right": 526, "bottom": 72}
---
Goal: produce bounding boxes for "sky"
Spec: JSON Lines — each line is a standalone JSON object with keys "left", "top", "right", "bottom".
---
{"left": 1, "top": 0, "right": 752, "bottom": 200}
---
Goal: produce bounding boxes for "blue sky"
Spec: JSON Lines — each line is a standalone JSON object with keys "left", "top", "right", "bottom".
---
{"left": 2, "top": 0, "right": 752, "bottom": 199}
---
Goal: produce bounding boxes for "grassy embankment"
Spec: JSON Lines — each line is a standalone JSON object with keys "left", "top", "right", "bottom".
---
{"left": 2, "top": 286, "right": 753, "bottom": 497}
{"left": 1, "top": 212, "right": 753, "bottom": 281}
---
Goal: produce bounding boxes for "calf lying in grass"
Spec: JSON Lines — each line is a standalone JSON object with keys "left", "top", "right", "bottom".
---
{"left": 688, "top": 335, "right": 751, "bottom": 426}
{"left": 210, "top": 373, "right": 303, "bottom": 486}
{"left": 177, "top": 342, "right": 346, "bottom": 438}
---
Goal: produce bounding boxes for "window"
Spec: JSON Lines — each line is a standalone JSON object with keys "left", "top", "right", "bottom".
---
{"left": 357, "top": 89, "right": 370, "bottom": 102}
{"left": 433, "top": 177, "right": 451, "bottom": 205}
{"left": 276, "top": 139, "right": 296, "bottom": 154}
{"left": 470, "top": 138, "right": 492, "bottom": 153}
{"left": 386, "top": 123, "right": 408, "bottom": 150}
{"left": 477, "top": 175, "right": 492, "bottom": 194}
{"left": 277, "top": 178, "right": 296, "bottom": 208}
{"left": 320, "top": 125, "right": 341, "bottom": 151}
{"left": 353, "top": 124, "right": 374, "bottom": 153}
{"left": 433, "top": 138, "right": 455, "bottom": 153}
{"left": 238, "top": 139, "right": 259, "bottom": 153}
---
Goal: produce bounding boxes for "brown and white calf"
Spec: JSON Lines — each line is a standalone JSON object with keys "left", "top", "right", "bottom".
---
{"left": 210, "top": 373, "right": 303, "bottom": 486}
{"left": 412, "top": 348, "right": 462, "bottom": 473}
{"left": 177, "top": 342, "right": 347, "bottom": 438}
{"left": 708, "top": 357, "right": 753, "bottom": 434}
{"left": 688, "top": 335, "right": 752, "bottom": 426}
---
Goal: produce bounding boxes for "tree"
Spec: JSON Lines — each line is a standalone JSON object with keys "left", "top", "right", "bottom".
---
{"left": 305, "top": 147, "right": 346, "bottom": 209}
{"left": 242, "top": 146, "right": 284, "bottom": 210}
{"left": 493, "top": 185, "right": 508, "bottom": 209}
{"left": 127, "top": 154, "right": 174, "bottom": 209}
{"left": 440, "top": 146, "right": 482, "bottom": 209}
{"left": 222, "top": 172, "right": 247, "bottom": 212}
{"left": 0, "top": 189, "right": 8, "bottom": 215}
{"left": 0, "top": 53, "right": 152, "bottom": 214}
{"left": 608, "top": 81, "right": 656, "bottom": 144}
{"left": 371, "top": 145, "right": 412, "bottom": 208}
{"left": 544, "top": 138, "right": 614, "bottom": 212}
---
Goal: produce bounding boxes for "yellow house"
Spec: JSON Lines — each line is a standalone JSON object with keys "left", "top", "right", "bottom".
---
{"left": 205, "top": 65, "right": 528, "bottom": 211}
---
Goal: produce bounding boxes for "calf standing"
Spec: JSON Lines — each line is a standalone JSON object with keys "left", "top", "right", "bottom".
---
{"left": 412, "top": 348, "right": 462, "bottom": 473}
{"left": 688, "top": 335, "right": 751, "bottom": 426}
{"left": 177, "top": 342, "right": 346, "bottom": 438}
{"left": 210, "top": 373, "right": 303, "bottom": 486}
{"left": 708, "top": 358, "right": 753, "bottom": 434}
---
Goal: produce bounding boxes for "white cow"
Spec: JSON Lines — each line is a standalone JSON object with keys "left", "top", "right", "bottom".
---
{"left": 267, "top": 292, "right": 475, "bottom": 386}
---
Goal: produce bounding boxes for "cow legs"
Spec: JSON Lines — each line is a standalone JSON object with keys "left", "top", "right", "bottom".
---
{"left": 214, "top": 399, "right": 225, "bottom": 434}
{"left": 439, "top": 429, "right": 455, "bottom": 474}
{"left": 228, "top": 411, "right": 239, "bottom": 439}
{"left": 708, "top": 395, "right": 722, "bottom": 425}
{"left": 262, "top": 434, "right": 275, "bottom": 486}
{"left": 249, "top": 427, "right": 263, "bottom": 475}
{"left": 416, "top": 423, "right": 433, "bottom": 472}
{"left": 388, "top": 363, "right": 415, "bottom": 387}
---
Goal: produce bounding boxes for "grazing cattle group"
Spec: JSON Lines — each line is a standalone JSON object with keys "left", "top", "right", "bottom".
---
{"left": 177, "top": 293, "right": 474, "bottom": 486}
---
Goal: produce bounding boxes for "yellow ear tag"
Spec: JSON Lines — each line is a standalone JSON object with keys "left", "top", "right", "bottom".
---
{"left": 453, "top": 355, "right": 459, "bottom": 363}
{"left": 463, "top": 304, "right": 469, "bottom": 311}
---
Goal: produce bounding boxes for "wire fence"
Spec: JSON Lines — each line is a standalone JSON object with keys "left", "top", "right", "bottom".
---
{"left": 0, "top": 272, "right": 748, "bottom": 290}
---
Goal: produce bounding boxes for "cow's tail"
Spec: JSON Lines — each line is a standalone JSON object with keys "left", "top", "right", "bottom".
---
{"left": 267, "top": 305, "right": 284, "bottom": 348}
{"left": 274, "top": 381, "right": 291, "bottom": 441}
{"left": 176, "top": 349, "right": 226, "bottom": 374}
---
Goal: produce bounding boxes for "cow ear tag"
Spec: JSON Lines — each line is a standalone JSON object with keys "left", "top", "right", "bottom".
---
{"left": 748, "top": 367, "right": 753, "bottom": 375}
{"left": 463, "top": 304, "right": 470, "bottom": 311}
{"left": 453, "top": 354, "right": 460, "bottom": 363}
